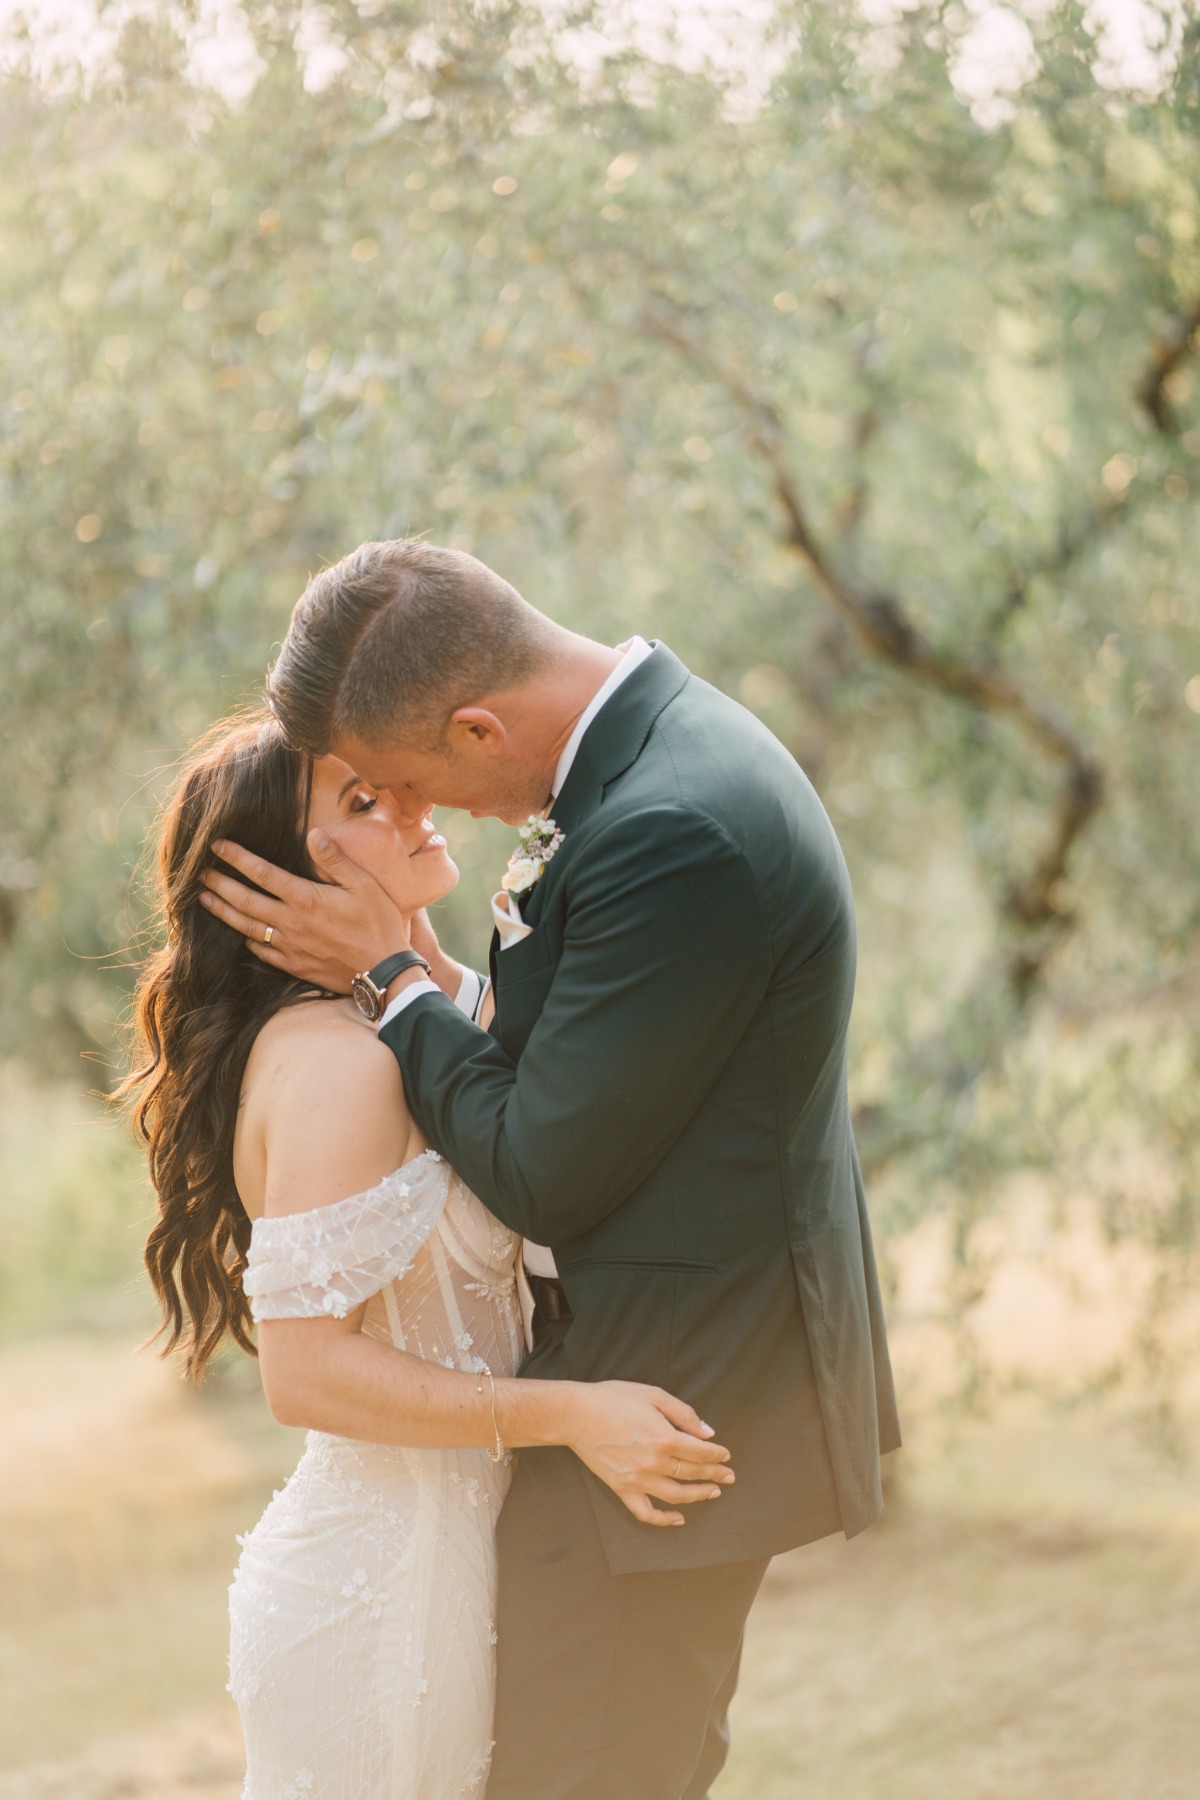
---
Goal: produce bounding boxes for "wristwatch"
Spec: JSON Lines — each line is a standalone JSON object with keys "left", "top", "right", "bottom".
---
{"left": 351, "top": 950, "right": 432, "bottom": 1023}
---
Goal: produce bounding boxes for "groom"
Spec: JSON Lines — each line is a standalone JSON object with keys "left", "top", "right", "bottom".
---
{"left": 205, "top": 539, "right": 900, "bottom": 1799}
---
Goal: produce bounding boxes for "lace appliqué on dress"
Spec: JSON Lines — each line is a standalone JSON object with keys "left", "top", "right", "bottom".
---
{"left": 230, "top": 1149, "right": 522, "bottom": 1800}
{"left": 243, "top": 1151, "right": 447, "bottom": 1321}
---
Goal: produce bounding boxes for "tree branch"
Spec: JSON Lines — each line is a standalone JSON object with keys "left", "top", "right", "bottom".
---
{"left": 1053, "top": 959, "right": 1200, "bottom": 1031}
{"left": 833, "top": 332, "right": 883, "bottom": 545}
{"left": 641, "top": 307, "right": 1105, "bottom": 966}
{"left": 835, "top": 395, "right": 881, "bottom": 543}
{"left": 981, "top": 293, "right": 1200, "bottom": 640}
{"left": 987, "top": 496, "right": 1115, "bottom": 645}
{"left": 1137, "top": 290, "right": 1200, "bottom": 432}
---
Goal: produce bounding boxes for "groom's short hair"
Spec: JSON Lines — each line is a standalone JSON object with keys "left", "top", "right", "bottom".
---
{"left": 268, "top": 539, "right": 554, "bottom": 753}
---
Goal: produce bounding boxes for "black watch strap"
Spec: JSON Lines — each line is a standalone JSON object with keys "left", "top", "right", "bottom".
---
{"left": 368, "top": 949, "right": 432, "bottom": 990}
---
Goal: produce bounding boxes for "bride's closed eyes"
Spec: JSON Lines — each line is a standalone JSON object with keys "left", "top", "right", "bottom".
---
{"left": 306, "top": 755, "right": 458, "bottom": 909}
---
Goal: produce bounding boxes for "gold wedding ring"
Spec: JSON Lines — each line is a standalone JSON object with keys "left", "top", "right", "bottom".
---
{"left": 672, "top": 1458, "right": 682, "bottom": 1480}
{"left": 264, "top": 925, "right": 275, "bottom": 946}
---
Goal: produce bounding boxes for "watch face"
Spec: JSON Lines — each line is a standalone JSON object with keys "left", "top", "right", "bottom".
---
{"left": 351, "top": 974, "right": 383, "bottom": 1023}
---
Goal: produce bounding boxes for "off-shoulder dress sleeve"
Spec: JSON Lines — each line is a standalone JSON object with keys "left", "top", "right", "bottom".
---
{"left": 242, "top": 1150, "right": 450, "bottom": 1321}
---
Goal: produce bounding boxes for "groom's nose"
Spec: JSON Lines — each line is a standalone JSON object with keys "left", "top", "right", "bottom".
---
{"left": 387, "top": 786, "right": 431, "bottom": 825}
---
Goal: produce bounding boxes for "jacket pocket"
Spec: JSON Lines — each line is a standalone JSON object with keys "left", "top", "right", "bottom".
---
{"left": 494, "top": 923, "right": 552, "bottom": 982}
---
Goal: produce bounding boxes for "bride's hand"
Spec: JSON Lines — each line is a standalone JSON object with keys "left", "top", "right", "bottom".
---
{"left": 563, "top": 1382, "right": 735, "bottom": 1528}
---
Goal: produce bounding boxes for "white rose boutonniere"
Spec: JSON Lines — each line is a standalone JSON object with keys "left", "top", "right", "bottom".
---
{"left": 501, "top": 815, "right": 565, "bottom": 899}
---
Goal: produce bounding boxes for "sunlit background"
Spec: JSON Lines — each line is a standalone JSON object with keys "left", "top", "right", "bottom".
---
{"left": 1, "top": 2, "right": 1198, "bottom": 1795}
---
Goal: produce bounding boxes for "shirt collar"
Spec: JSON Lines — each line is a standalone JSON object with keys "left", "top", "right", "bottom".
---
{"left": 550, "top": 636, "right": 653, "bottom": 805}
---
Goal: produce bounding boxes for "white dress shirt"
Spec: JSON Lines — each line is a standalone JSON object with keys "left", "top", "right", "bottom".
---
{"left": 375, "top": 962, "right": 484, "bottom": 1025}
{"left": 378, "top": 637, "right": 655, "bottom": 1295}
{"left": 489, "top": 635, "right": 653, "bottom": 951}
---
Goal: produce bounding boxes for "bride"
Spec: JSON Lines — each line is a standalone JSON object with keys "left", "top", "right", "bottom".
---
{"left": 121, "top": 712, "right": 732, "bottom": 1800}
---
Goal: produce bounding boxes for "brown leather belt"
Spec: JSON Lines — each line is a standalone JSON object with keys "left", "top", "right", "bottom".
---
{"left": 526, "top": 1271, "right": 573, "bottom": 1326}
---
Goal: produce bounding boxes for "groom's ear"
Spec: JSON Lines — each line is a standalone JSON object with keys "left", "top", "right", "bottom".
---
{"left": 446, "top": 707, "right": 508, "bottom": 757}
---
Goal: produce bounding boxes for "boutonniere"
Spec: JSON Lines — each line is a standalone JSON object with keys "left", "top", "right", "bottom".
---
{"left": 501, "top": 815, "right": 565, "bottom": 898}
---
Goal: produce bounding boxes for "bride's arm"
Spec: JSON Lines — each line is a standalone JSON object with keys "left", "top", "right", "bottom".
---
{"left": 408, "top": 907, "right": 484, "bottom": 1012}
{"left": 248, "top": 1015, "right": 733, "bottom": 1529}
{"left": 260, "top": 1320, "right": 733, "bottom": 1529}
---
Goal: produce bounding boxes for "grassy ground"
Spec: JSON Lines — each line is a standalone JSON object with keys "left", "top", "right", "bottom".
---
{"left": 0, "top": 1329, "right": 1196, "bottom": 1799}
{"left": 0, "top": 1065, "right": 150, "bottom": 1342}
{"left": 1, "top": 1075, "right": 1197, "bottom": 1795}
{"left": 717, "top": 1430, "right": 1200, "bottom": 1800}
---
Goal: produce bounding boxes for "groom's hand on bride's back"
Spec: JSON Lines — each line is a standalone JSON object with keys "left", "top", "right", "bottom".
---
{"left": 199, "top": 830, "right": 409, "bottom": 993}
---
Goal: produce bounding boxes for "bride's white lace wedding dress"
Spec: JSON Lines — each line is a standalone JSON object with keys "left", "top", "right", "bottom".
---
{"left": 228, "top": 1149, "right": 522, "bottom": 1800}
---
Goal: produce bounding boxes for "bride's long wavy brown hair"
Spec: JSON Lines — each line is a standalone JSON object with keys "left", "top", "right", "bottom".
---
{"left": 121, "top": 711, "right": 329, "bottom": 1380}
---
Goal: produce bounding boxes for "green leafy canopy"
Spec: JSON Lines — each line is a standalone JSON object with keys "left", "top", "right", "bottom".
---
{"left": 2, "top": 0, "right": 1198, "bottom": 1394}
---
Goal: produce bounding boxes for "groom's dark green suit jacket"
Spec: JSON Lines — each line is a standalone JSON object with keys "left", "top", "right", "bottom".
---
{"left": 381, "top": 644, "right": 900, "bottom": 1575}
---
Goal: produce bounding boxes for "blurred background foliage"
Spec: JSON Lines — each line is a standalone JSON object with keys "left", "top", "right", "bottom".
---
{"left": 1, "top": 0, "right": 1198, "bottom": 1393}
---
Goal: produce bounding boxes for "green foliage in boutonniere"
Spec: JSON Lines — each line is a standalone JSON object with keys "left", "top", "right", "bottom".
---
{"left": 501, "top": 815, "right": 565, "bottom": 899}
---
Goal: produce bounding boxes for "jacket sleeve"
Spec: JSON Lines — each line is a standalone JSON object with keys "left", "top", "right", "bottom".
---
{"left": 380, "top": 805, "right": 773, "bottom": 1245}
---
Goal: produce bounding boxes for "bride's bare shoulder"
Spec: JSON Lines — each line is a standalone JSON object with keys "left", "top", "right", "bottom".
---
{"left": 242, "top": 998, "right": 407, "bottom": 1125}
{"left": 236, "top": 999, "right": 414, "bottom": 1216}
{"left": 247, "top": 996, "right": 399, "bottom": 1083}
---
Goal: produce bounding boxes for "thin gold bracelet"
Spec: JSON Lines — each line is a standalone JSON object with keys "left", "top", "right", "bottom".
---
{"left": 477, "top": 1362, "right": 508, "bottom": 1464}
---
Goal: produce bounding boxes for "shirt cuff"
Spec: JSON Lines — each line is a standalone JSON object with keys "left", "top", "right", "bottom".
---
{"left": 377, "top": 978, "right": 441, "bottom": 1033}
{"left": 453, "top": 967, "right": 484, "bottom": 1019}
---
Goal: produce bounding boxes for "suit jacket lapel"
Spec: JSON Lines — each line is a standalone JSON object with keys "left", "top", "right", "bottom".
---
{"left": 548, "top": 642, "right": 690, "bottom": 840}
{"left": 487, "top": 926, "right": 500, "bottom": 995}
{"left": 494, "top": 642, "right": 690, "bottom": 972}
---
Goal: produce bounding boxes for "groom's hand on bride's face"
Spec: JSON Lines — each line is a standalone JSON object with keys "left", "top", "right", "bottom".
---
{"left": 199, "top": 830, "right": 410, "bottom": 994}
